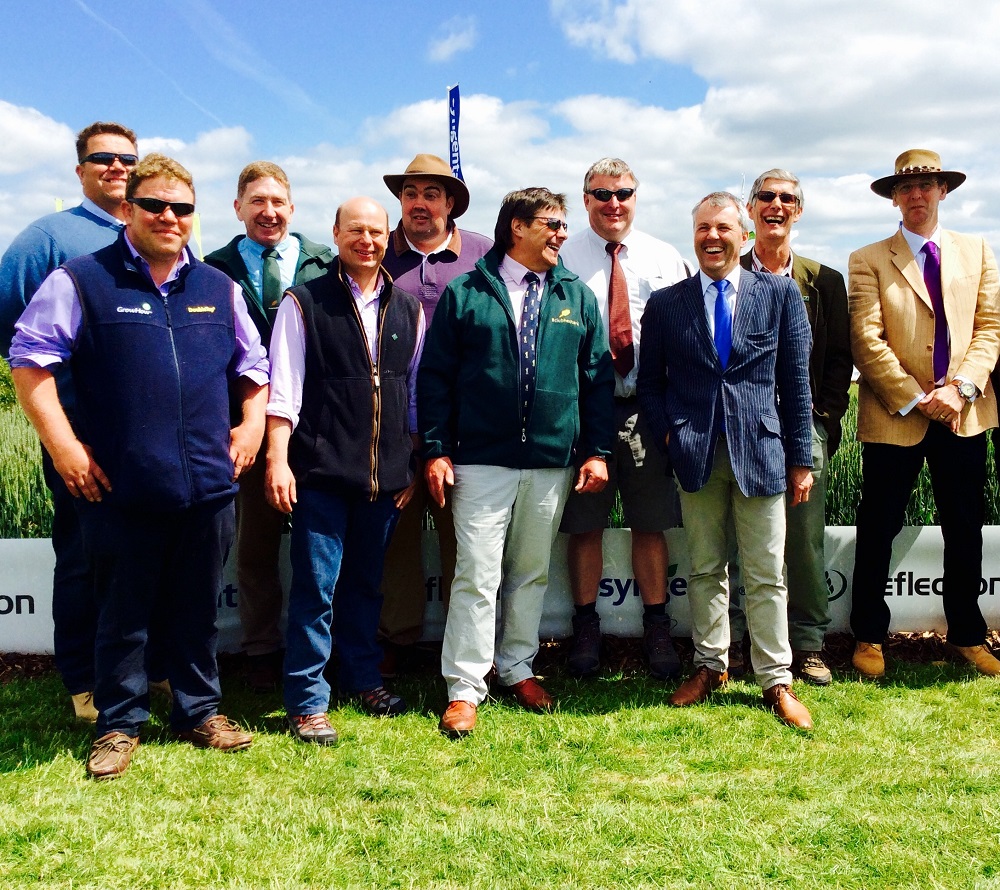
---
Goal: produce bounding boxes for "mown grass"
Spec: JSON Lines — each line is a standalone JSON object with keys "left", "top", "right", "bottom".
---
{"left": 2, "top": 657, "right": 1000, "bottom": 889}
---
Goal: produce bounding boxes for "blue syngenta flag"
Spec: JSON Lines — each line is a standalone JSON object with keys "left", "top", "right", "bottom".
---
{"left": 448, "top": 84, "right": 464, "bottom": 182}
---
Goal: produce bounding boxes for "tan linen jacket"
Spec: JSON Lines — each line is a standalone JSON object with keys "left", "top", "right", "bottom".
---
{"left": 849, "top": 227, "right": 1000, "bottom": 445}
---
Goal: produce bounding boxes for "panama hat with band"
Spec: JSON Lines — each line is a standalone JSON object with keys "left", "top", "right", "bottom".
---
{"left": 870, "top": 149, "right": 966, "bottom": 199}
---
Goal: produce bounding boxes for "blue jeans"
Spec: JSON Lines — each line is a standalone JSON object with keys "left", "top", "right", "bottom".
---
{"left": 283, "top": 487, "right": 400, "bottom": 715}
{"left": 77, "top": 498, "right": 235, "bottom": 737}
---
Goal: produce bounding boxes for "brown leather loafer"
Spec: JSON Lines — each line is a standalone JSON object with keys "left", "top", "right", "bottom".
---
{"left": 763, "top": 683, "right": 814, "bottom": 731}
{"left": 439, "top": 700, "right": 477, "bottom": 737}
{"left": 87, "top": 731, "right": 139, "bottom": 780}
{"left": 852, "top": 641, "right": 885, "bottom": 678}
{"left": 952, "top": 644, "right": 1000, "bottom": 677}
{"left": 177, "top": 715, "right": 253, "bottom": 751}
{"left": 71, "top": 691, "right": 99, "bottom": 723}
{"left": 669, "top": 666, "right": 727, "bottom": 707}
{"left": 505, "top": 677, "right": 554, "bottom": 712}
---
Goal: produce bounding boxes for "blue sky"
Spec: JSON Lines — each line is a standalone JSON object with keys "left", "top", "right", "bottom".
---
{"left": 2, "top": 0, "right": 999, "bottom": 272}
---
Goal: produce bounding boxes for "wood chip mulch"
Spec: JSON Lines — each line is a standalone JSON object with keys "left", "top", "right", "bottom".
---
{"left": 5, "top": 631, "right": 1000, "bottom": 685}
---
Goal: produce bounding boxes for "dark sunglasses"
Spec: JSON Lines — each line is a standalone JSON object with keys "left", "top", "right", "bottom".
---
{"left": 585, "top": 187, "right": 636, "bottom": 202}
{"left": 127, "top": 197, "right": 196, "bottom": 217}
{"left": 533, "top": 217, "right": 569, "bottom": 231}
{"left": 756, "top": 189, "right": 798, "bottom": 206}
{"left": 81, "top": 152, "right": 139, "bottom": 167}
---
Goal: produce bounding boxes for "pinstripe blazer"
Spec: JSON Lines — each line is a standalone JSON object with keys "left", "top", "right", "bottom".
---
{"left": 638, "top": 269, "right": 813, "bottom": 497}
{"left": 849, "top": 228, "right": 1000, "bottom": 446}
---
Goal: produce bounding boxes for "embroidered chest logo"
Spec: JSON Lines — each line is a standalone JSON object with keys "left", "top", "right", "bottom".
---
{"left": 550, "top": 307, "right": 579, "bottom": 326}
{"left": 116, "top": 302, "right": 152, "bottom": 315}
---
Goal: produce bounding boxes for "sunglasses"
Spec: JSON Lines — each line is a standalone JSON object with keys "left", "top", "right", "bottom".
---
{"left": 585, "top": 187, "right": 636, "bottom": 202}
{"left": 127, "top": 197, "right": 196, "bottom": 217}
{"left": 81, "top": 152, "right": 139, "bottom": 167}
{"left": 756, "top": 190, "right": 798, "bottom": 206}
{"left": 533, "top": 217, "right": 569, "bottom": 231}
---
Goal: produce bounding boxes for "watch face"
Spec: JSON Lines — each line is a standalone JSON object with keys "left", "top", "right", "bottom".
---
{"left": 959, "top": 381, "right": 976, "bottom": 399}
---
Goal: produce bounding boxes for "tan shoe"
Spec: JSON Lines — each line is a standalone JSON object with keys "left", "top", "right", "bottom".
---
{"left": 439, "top": 701, "right": 477, "bottom": 738}
{"left": 792, "top": 650, "right": 832, "bottom": 686}
{"left": 763, "top": 683, "right": 814, "bottom": 731}
{"left": 852, "top": 642, "right": 885, "bottom": 678}
{"left": 177, "top": 715, "right": 253, "bottom": 751}
{"left": 86, "top": 732, "right": 138, "bottom": 780}
{"left": 505, "top": 677, "right": 554, "bottom": 712}
{"left": 71, "top": 691, "right": 98, "bottom": 723}
{"left": 953, "top": 644, "right": 1000, "bottom": 677}
{"left": 669, "top": 666, "right": 728, "bottom": 707}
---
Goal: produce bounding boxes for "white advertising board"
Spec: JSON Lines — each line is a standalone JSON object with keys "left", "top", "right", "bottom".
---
{"left": 3, "top": 527, "right": 1000, "bottom": 654}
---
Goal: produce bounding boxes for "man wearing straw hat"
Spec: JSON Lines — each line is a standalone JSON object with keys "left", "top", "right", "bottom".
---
{"left": 849, "top": 149, "right": 1000, "bottom": 678}
{"left": 377, "top": 154, "right": 492, "bottom": 675}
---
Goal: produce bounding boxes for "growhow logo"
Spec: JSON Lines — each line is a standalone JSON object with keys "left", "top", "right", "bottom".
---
{"left": 117, "top": 303, "right": 152, "bottom": 315}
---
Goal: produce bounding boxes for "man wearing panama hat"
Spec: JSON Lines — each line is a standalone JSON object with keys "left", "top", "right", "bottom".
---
{"left": 849, "top": 149, "right": 1000, "bottom": 678}
{"left": 377, "top": 154, "right": 492, "bottom": 674}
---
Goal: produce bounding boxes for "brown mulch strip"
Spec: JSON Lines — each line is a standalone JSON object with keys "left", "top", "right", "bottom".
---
{"left": 5, "top": 631, "right": 1000, "bottom": 685}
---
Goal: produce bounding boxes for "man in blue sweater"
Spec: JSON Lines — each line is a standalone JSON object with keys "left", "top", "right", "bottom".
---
{"left": 0, "top": 121, "right": 144, "bottom": 722}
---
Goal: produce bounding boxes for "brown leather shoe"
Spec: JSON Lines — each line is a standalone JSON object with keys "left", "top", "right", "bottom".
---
{"left": 852, "top": 641, "right": 885, "bottom": 678}
{"left": 439, "top": 700, "right": 477, "bottom": 737}
{"left": 952, "top": 644, "right": 1000, "bottom": 677}
{"left": 763, "top": 683, "right": 814, "bottom": 731}
{"left": 669, "top": 666, "right": 727, "bottom": 707}
{"left": 71, "top": 691, "right": 98, "bottom": 723}
{"left": 505, "top": 677, "right": 554, "bottom": 712}
{"left": 177, "top": 715, "right": 253, "bottom": 751}
{"left": 87, "top": 731, "right": 139, "bottom": 780}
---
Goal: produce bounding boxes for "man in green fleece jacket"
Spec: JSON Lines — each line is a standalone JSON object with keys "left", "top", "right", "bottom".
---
{"left": 205, "top": 161, "right": 335, "bottom": 692}
{"left": 419, "top": 187, "right": 614, "bottom": 737}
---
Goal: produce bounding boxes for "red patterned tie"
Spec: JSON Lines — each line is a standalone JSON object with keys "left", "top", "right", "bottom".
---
{"left": 606, "top": 241, "right": 634, "bottom": 377}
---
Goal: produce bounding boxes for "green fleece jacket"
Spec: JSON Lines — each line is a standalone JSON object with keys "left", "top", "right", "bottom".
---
{"left": 418, "top": 246, "right": 614, "bottom": 469}
{"left": 204, "top": 233, "right": 335, "bottom": 348}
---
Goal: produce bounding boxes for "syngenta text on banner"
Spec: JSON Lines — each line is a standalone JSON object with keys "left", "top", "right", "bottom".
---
{"left": 4, "top": 528, "right": 1000, "bottom": 653}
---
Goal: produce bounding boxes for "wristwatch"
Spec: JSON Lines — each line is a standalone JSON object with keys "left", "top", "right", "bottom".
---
{"left": 953, "top": 380, "right": 977, "bottom": 402}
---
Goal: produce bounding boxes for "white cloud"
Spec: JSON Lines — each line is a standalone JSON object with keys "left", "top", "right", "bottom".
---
{"left": 428, "top": 16, "right": 478, "bottom": 63}
{"left": 5, "top": 0, "right": 1000, "bottom": 276}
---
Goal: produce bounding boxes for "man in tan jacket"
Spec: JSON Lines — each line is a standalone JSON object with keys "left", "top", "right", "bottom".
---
{"left": 849, "top": 149, "right": 1000, "bottom": 678}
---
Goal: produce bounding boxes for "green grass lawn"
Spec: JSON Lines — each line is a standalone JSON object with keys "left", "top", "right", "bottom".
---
{"left": 2, "top": 647, "right": 1000, "bottom": 889}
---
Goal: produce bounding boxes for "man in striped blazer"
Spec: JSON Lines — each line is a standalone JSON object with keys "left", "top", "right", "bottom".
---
{"left": 638, "top": 191, "right": 815, "bottom": 729}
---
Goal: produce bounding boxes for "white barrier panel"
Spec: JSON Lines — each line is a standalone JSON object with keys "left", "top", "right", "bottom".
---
{"left": 4, "top": 527, "right": 1000, "bottom": 655}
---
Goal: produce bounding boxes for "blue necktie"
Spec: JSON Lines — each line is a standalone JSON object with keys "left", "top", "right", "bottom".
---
{"left": 714, "top": 279, "right": 732, "bottom": 368}
{"left": 519, "top": 272, "right": 542, "bottom": 440}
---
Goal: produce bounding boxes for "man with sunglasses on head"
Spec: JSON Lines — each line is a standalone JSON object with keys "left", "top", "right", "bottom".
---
{"left": 849, "top": 150, "right": 1000, "bottom": 679}
{"left": 726, "top": 169, "right": 852, "bottom": 686}
{"left": 419, "top": 187, "right": 614, "bottom": 736}
{"left": 558, "top": 157, "right": 693, "bottom": 680}
{"left": 205, "top": 162, "right": 336, "bottom": 694}
{"left": 10, "top": 154, "right": 269, "bottom": 779}
{"left": 0, "top": 121, "right": 148, "bottom": 723}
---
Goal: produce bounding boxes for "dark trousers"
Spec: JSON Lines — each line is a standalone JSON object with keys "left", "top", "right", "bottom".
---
{"left": 77, "top": 498, "right": 235, "bottom": 737}
{"left": 43, "top": 450, "right": 97, "bottom": 694}
{"left": 850, "top": 425, "right": 988, "bottom": 646}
